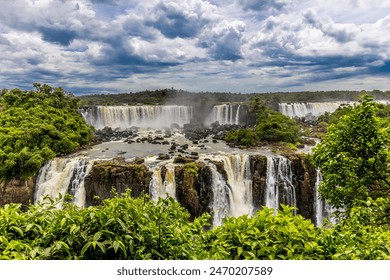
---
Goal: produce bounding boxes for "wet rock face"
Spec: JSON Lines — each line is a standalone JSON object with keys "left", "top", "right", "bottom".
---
{"left": 250, "top": 153, "right": 316, "bottom": 221}
{"left": 284, "top": 153, "right": 316, "bottom": 221}
{"left": 174, "top": 162, "right": 213, "bottom": 220}
{"left": 0, "top": 177, "right": 36, "bottom": 208}
{"left": 84, "top": 159, "right": 152, "bottom": 206}
{"left": 250, "top": 155, "right": 268, "bottom": 211}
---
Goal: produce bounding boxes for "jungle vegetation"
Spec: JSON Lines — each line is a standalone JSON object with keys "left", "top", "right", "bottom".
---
{"left": 0, "top": 193, "right": 388, "bottom": 260}
{"left": 0, "top": 84, "right": 94, "bottom": 179}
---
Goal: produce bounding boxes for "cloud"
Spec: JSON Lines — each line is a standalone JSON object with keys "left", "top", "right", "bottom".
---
{"left": 303, "top": 9, "right": 356, "bottom": 43}
{"left": 240, "top": 0, "right": 292, "bottom": 12}
{"left": 0, "top": 0, "right": 388, "bottom": 94}
{"left": 39, "top": 27, "right": 78, "bottom": 46}
{"left": 200, "top": 20, "right": 246, "bottom": 61}
{"left": 144, "top": 0, "right": 216, "bottom": 39}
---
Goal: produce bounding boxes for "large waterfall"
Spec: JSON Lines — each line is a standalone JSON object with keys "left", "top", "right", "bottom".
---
{"left": 278, "top": 102, "right": 352, "bottom": 118}
{"left": 204, "top": 104, "right": 241, "bottom": 126}
{"left": 220, "top": 154, "right": 253, "bottom": 217}
{"left": 34, "top": 157, "right": 92, "bottom": 207}
{"left": 32, "top": 152, "right": 328, "bottom": 226}
{"left": 80, "top": 105, "right": 193, "bottom": 129}
{"left": 207, "top": 154, "right": 253, "bottom": 226}
{"left": 264, "top": 156, "right": 296, "bottom": 214}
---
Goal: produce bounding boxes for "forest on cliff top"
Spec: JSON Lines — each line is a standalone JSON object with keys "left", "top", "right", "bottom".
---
{"left": 78, "top": 88, "right": 390, "bottom": 106}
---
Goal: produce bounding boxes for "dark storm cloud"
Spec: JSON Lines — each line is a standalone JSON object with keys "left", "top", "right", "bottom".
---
{"left": 39, "top": 27, "right": 78, "bottom": 46}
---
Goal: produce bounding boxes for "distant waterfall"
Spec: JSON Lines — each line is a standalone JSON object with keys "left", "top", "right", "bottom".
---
{"left": 80, "top": 105, "right": 193, "bottom": 129}
{"left": 205, "top": 104, "right": 241, "bottom": 125}
{"left": 314, "top": 169, "right": 333, "bottom": 226}
{"left": 264, "top": 156, "right": 296, "bottom": 214}
{"left": 34, "top": 157, "right": 92, "bottom": 207}
{"left": 149, "top": 164, "right": 176, "bottom": 201}
{"left": 278, "top": 102, "right": 352, "bottom": 118}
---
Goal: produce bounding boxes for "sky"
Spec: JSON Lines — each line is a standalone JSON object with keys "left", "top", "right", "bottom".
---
{"left": 0, "top": 0, "right": 389, "bottom": 95}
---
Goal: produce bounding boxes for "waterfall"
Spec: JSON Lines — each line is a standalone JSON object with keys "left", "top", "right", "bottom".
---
{"left": 149, "top": 164, "right": 176, "bottom": 201}
{"left": 264, "top": 156, "right": 296, "bottom": 214}
{"left": 207, "top": 163, "right": 229, "bottom": 227}
{"left": 278, "top": 102, "right": 353, "bottom": 118}
{"left": 314, "top": 169, "right": 333, "bottom": 226}
{"left": 235, "top": 105, "right": 241, "bottom": 125}
{"left": 205, "top": 104, "right": 240, "bottom": 126}
{"left": 79, "top": 105, "right": 193, "bottom": 130}
{"left": 216, "top": 154, "right": 253, "bottom": 217}
{"left": 34, "top": 157, "right": 92, "bottom": 208}
{"left": 265, "top": 157, "right": 278, "bottom": 210}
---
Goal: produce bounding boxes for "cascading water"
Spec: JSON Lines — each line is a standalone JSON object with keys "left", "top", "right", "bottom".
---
{"left": 314, "top": 169, "right": 334, "bottom": 226}
{"left": 207, "top": 162, "right": 229, "bottom": 227}
{"left": 79, "top": 105, "right": 193, "bottom": 130}
{"left": 204, "top": 104, "right": 240, "bottom": 125}
{"left": 278, "top": 102, "right": 352, "bottom": 118}
{"left": 264, "top": 156, "right": 296, "bottom": 214}
{"left": 235, "top": 105, "right": 241, "bottom": 125}
{"left": 211, "top": 154, "right": 253, "bottom": 219}
{"left": 149, "top": 163, "right": 176, "bottom": 201}
{"left": 34, "top": 157, "right": 92, "bottom": 208}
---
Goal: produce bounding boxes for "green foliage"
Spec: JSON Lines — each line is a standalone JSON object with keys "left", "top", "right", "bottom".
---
{"left": 0, "top": 193, "right": 210, "bottom": 260}
{"left": 183, "top": 162, "right": 199, "bottom": 175}
{"left": 203, "top": 206, "right": 325, "bottom": 260}
{"left": 0, "top": 84, "right": 94, "bottom": 179}
{"left": 312, "top": 95, "right": 390, "bottom": 210}
{"left": 224, "top": 99, "right": 301, "bottom": 147}
{"left": 224, "top": 128, "right": 258, "bottom": 146}
{"left": 0, "top": 195, "right": 388, "bottom": 260}
{"left": 255, "top": 110, "right": 301, "bottom": 143}
{"left": 319, "top": 197, "right": 390, "bottom": 260}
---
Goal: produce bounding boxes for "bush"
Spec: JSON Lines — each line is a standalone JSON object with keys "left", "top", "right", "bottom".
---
{"left": 224, "top": 128, "right": 258, "bottom": 146}
{"left": 255, "top": 112, "right": 301, "bottom": 143}
{"left": 0, "top": 195, "right": 388, "bottom": 260}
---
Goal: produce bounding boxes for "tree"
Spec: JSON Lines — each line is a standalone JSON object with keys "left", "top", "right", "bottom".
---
{"left": 312, "top": 95, "right": 390, "bottom": 210}
{"left": 255, "top": 110, "right": 301, "bottom": 143}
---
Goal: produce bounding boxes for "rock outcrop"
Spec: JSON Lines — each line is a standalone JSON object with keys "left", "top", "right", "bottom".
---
{"left": 0, "top": 177, "right": 36, "bottom": 208}
{"left": 174, "top": 161, "right": 213, "bottom": 220}
{"left": 84, "top": 158, "right": 152, "bottom": 206}
{"left": 250, "top": 155, "right": 268, "bottom": 211}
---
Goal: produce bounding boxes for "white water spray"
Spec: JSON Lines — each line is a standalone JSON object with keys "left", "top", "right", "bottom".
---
{"left": 205, "top": 104, "right": 241, "bottom": 125}
{"left": 34, "top": 157, "right": 92, "bottom": 207}
{"left": 264, "top": 156, "right": 296, "bottom": 214}
{"left": 80, "top": 105, "right": 193, "bottom": 129}
{"left": 149, "top": 163, "right": 176, "bottom": 201}
{"left": 314, "top": 169, "right": 334, "bottom": 226}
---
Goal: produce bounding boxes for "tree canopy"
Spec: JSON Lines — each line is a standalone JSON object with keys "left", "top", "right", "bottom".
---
{"left": 312, "top": 95, "right": 390, "bottom": 210}
{"left": 0, "top": 84, "right": 94, "bottom": 179}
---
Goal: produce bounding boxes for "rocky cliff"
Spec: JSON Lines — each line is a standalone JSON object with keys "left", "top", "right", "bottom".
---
{"left": 81, "top": 153, "right": 316, "bottom": 221}
{"left": 84, "top": 158, "right": 152, "bottom": 206}
{"left": 0, "top": 177, "right": 36, "bottom": 208}
{"left": 0, "top": 152, "right": 317, "bottom": 223}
